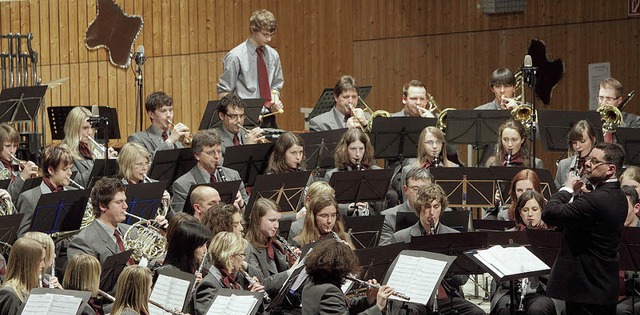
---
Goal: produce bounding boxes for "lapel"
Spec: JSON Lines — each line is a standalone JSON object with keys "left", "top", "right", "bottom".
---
{"left": 191, "top": 166, "right": 207, "bottom": 184}
{"left": 331, "top": 107, "right": 345, "bottom": 129}
{"left": 409, "top": 222, "right": 423, "bottom": 237}
{"left": 146, "top": 125, "right": 167, "bottom": 148}
{"left": 256, "top": 246, "right": 279, "bottom": 275}
{"left": 91, "top": 221, "right": 119, "bottom": 255}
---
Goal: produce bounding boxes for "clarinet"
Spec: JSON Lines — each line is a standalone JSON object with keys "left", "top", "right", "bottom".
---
{"left": 275, "top": 235, "right": 300, "bottom": 261}
{"left": 355, "top": 159, "right": 362, "bottom": 171}
{"left": 517, "top": 278, "right": 529, "bottom": 312}
{"left": 506, "top": 149, "right": 513, "bottom": 167}
{"left": 568, "top": 154, "right": 580, "bottom": 176}
{"left": 216, "top": 165, "right": 227, "bottom": 182}
{"left": 240, "top": 267, "right": 271, "bottom": 303}
{"left": 433, "top": 155, "right": 440, "bottom": 168}
{"left": 428, "top": 217, "right": 436, "bottom": 235}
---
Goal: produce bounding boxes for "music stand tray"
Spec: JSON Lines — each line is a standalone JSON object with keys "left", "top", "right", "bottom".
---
{"left": 307, "top": 86, "right": 372, "bottom": 121}
{"left": 183, "top": 180, "right": 241, "bottom": 215}
{"left": 370, "top": 117, "right": 435, "bottom": 160}
{"left": 616, "top": 128, "right": 640, "bottom": 166}
{"left": 299, "top": 128, "right": 347, "bottom": 172}
{"left": 247, "top": 171, "right": 311, "bottom": 215}
{"left": 223, "top": 143, "right": 274, "bottom": 187}
{"left": 536, "top": 110, "right": 602, "bottom": 152}
{"left": 124, "top": 181, "right": 167, "bottom": 224}
{"left": 30, "top": 190, "right": 89, "bottom": 235}
{"left": 329, "top": 169, "right": 395, "bottom": 204}
{"left": 0, "top": 86, "right": 47, "bottom": 123}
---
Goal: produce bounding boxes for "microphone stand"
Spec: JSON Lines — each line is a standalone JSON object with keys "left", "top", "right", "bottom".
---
{"left": 88, "top": 115, "right": 110, "bottom": 177}
{"left": 135, "top": 54, "right": 146, "bottom": 132}
{"left": 522, "top": 62, "right": 538, "bottom": 170}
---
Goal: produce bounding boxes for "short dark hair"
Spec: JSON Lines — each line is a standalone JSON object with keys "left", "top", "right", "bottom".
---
{"left": 402, "top": 80, "right": 426, "bottom": 97}
{"left": 145, "top": 91, "right": 173, "bottom": 112}
{"left": 623, "top": 185, "right": 639, "bottom": 206}
{"left": 595, "top": 142, "right": 625, "bottom": 177}
{"left": 249, "top": 9, "right": 277, "bottom": 33}
{"left": 566, "top": 120, "right": 597, "bottom": 153}
{"left": 218, "top": 93, "right": 245, "bottom": 115}
{"left": 191, "top": 129, "right": 222, "bottom": 155}
{"left": 405, "top": 167, "right": 433, "bottom": 183}
{"left": 202, "top": 203, "right": 240, "bottom": 236}
{"left": 42, "top": 145, "right": 73, "bottom": 179}
{"left": 489, "top": 68, "right": 515, "bottom": 87}
{"left": 304, "top": 238, "right": 359, "bottom": 287}
{"left": 333, "top": 75, "right": 360, "bottom": 98}
{"left": 91, "top": 177, "right": 126, "bottom": 217}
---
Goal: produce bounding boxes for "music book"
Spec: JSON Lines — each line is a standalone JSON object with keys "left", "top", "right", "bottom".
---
{"left": 382, "top": 250, "right": 455, "bottom": 305}
{"left": 21, "top": 293, "right": 84, "bottom": 315}
{"left": 205, "top": 289, "right": 262, "bottom": 315}
{"left": 469, "top": 245, "right": 550, "bottom": 281}
{"left": 149, "top": 269, "right": 195, "bottom": 315}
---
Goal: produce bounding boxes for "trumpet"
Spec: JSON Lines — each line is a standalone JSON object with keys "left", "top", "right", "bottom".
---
{"left": 11, "top": 154, "right": 41, "bottom": 177}
{"left": 346, "top": 276, "right": 411, "bottom": 301}
{"left": 167, "top": 119, "right": 192, "bottom": 146}
{"left": 236, "top": 123, "right": 271, "bottom": 144}
{"left": 240, "top": 266, "right": 271, "bottom": 303}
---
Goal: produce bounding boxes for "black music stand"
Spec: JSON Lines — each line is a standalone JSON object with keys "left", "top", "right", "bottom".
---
{"left": 20, "top": 177, "right": 42, "bottom": 194}
{"left": 445, "top": 110, "right": 511, "bottom": 145}
{"left": 0, "top": 213, "right": 23, "bottom": 250}
{"left": 183, "top": 180, "right": 241, "bottom": 215}
{"left": 536, "top": 110, "right": 602, "bottom": 152}
{"left": 90, "top": 159, "right": 119, "bottom": 178}
{"left": 47, "top": 105, "right": 121, "bottom": 140}
{"left": 0, "top": 179, "right": 10, "bottom": 190}
{"left": 148, "top": 148, "right": 196, "bottom": 183}
{"left": 278, "top": 219, "right": 293, "bottom": 240}
{"left": 617, "top": 128, "right": 640, "bottom": 166}
{"left": 0, "top": 86, "right": 47, "bottom": 123}
{"left": 370, "top": 117, "right": 435, "bottom": 161}
{"left": 198, "top": 100, "right": 221, "bottom": 130}
{"left": 396, "top": 212, "right": 418, "bottom": 232}
{"left": 353, "top": 242, "right": 409, "bottom": 293}
{"left": 223, "top": 143, "right": 274, "bottom": 187}
{"left": 30, "top": 190, "right": 89, "bottom": 235}
{"left": 100, "top": 249, "right": 134, "bottom": 293}
{"left": 410, "top": 232, "right": 489, "bottom": 276}
{"left": 440, "top": 210, "right": 472, "bottom": 233}
{"left": 489, "top": 166, "right": 557, "bottom": 203}
{"left": 526, "top": 229, "right": 562, "bottom": 267}
{"left": 430, "top": 167, "right": 495, "bottom": 208}
{"left": 247, "top": 171, "right": 311, "bottom": 216}
{"left": 124, "top": 181, "right": 167, "bottom": 224}
{"left": 307, "top": 86, "right": 372, "bottom": 121}
{"left": 329, "top": 169, "right": 395, "bottom": 204}
{"left": 199, "top": 98, "right": 265, "bottom": 130}
{"left": 344, "top": 216, "right": 385, "bottom": 249}
{"left": 486, "top": 231, "right": 529, "bottom": 247}
{"left": 299, "top": 128, "right": 347, "bottom": 174}
{"left": 472, "top": 219, "right": 515, "bottom": 232}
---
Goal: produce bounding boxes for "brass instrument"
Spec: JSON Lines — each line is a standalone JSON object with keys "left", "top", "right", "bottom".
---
{"left": 240, "top": 266, "right": 271, "bottom": 303}
{"left": 358, "top": 96, "right": 391, "bottom": 132}
{"left": 236, "top": 123, "right": 272, "bottom": 144}
{"left": 346, "top": 275, "right": 410, "bottom": 301}
{"left": 346, "top": 102, "right": 366, "bottom": 132}
{"left": 68, "top": 177, "right": 95, "bottom": 229}
{"left": 11, "top": 154, "right": 42, "bottom": 177}
{"left": 505, "top": 71, "right": 536, "bottom": 128}
{"left": 421, "top": 92, "right": 456, "bottom": 131}
{"left": 167, "top": 119, "right": 193, "bottom": 146}
{"left": 0, "top": 196, "right": 13, "bottom": 216}
{"left": 275, "top": 234, "right": 300, "bottom": 261}
{"left": 598, "top": 91, "right": 636, "bottom": 133}
{"left": 123, "top": 212, "right": 167, "bottom": 262}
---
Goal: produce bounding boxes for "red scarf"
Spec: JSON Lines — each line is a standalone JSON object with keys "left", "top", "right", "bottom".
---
{"left": 78, "top": 142, "right": 93, "bottom": 160}
{"left": 503, "top": 151, "right": 525, "bottom": 166}
{"left": 43, "top": 177, "right": 63, "bottom": 192}
{"left": 266, "top": 238, "right": 284, "bottom": 260}
{"left": 221, "top": 269, "right": 241, "bottom": 289}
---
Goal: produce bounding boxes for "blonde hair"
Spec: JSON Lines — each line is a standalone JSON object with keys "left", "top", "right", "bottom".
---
{"left": 208, "top": 231, "right": 248, "bottom": 272}
{"left": 621, "top": 166, "right": 640, "bottom": 184}
{"left": 110, "top": 265, "right": 152, "bottom": 315}
{"left": 295, "top": 195, "right": 352, "bottom": 248}
{"left": 62, "top": 254, "right": 101, "bottom": 296}
{"left": 304, "top": 181, "right": 335, "bottom": 209}
{"left": 118, "top": 142, "right": 151, "bottom": 181}
{"left": 22, "top": 232, "right": 55, "bottom": 272}
{"left": 414, "top": 126, "right": 454, "bottom": 167}
{"left": 61, "top": 107, "right": 96, "bottom": 160}
{"left": 2, "top": 238, "right": 43, "bottom": 302}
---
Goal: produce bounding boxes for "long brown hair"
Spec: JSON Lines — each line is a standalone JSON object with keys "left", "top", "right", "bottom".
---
{"left": 514, "top": 190, "right": 549, "bottom": 231}
{"left": 266, "top": 132, "right": 306, "bottom": 174}
{"left": 294, "top": 195, "right": 352, "bottom": 247}
{"left": 2, "top": 238, "right": 43, "bottom": 302}
{"left": 334, "top": 128, "right": 375, "bottom": 170}
{"left": 63, "top": 254, "right": 101, "bottom": 296}
{"left": 246, "top": 198, "right": 280, "bottom": 249}
{"left": 414, "top": 126, "right": 454, "bottom": 167}
{"left": 110, "top": 265, "right": 152, "bottom": 315}
{"left": 489, "top": 119, "right": 533, "bottom": 167}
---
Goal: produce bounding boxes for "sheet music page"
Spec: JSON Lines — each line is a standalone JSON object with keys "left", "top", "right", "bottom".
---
{"left": 474, "top": 245, "right": 550, "bottom": 278}
{"left": 385, "top": 254, "right": 447, "bottom": 305}
{"left": 149, "top": 274, "right": 191, "bottom": 315}
{"left": 289, "top": 251, "right": 310, "bottom": 293}
{"left": 22, "top": 293, "right": 82, "bottom": 315}
{"left": 206, "top": 294, "right": 258, "bottom": 315}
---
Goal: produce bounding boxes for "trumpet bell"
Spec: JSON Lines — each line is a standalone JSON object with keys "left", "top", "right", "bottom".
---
{"left": 123, "top": 220, "right": 167, "bottom": 262}
{"left": 597, "top": 104, "right": 623, "bottom": 132}
{"left": 436, "top": 108, "right": 456, "bottom": 131}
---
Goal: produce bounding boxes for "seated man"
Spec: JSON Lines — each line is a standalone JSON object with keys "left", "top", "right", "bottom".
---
{"left": 389, "top": 183, "right": 486, "bottom": 315}
{"left": 183, "top": 185, "right": 221, "bottom": 222}
{"left": 308, "top": 75, "right": 367, "bottom": 132}
{"left": 128, "top": 91, "right": 190, "bottom": 156}
{"left": 597, "top": 77, "right": 640, "bottom": 143}
{"left": 67, "top": 177, "right": 132, "bottom": 265}
{"left": 171, "top": 129, "right": 248, "bottom": 213}
{"left": 379, "top": 167, "right": 432, "bottom": 246}
{"left": 214, "top": 93, "right": 263, "bottom": 154}
{"left": 617, "top": 185, "right": 640, "bottom": 315}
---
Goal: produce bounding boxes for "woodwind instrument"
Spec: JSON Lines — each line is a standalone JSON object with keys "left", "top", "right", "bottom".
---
{"left": 568, "top": 154, "right": 580, "bottom": 177}
{"left": 49, "top": 259, "right": 56, "bottom": 288}
{"left": 98, "top": 290, "right": 185, "bottom": 315}
{"left": 506, "top": 149, "right": 513, "bottom": 167}
{"left": 240, "top": 266, "right": 271, "bottom": 303}
{"left": 355, "top": 158, "right": 362, "bottom": 171}
{"left": 216, "top": 165, "right": 227, "bottom": 182}
{"left": 345, "top": 275, "right": 411, "bottom": 301}
{"left": 428, "top": 217, "right": 436, "bottom": 235}
{"left": 68, "top": 177, "right": 85, "bottom": 190}
{"left": 517, "top": 278, "right": 529, "bottom": 312}
{"left": 275, "top": 235, "right": 300, "bottom": 261}
{"left": 433, "top": 155, "right": 440, "bottom": 168}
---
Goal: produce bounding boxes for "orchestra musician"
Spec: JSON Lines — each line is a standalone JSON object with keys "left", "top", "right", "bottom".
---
{"left": 110, "top": 265, "right": 153, "bottom": 315}
{"left": 301, "top": 238, "right": 394, "bottom": 315}
{"left": 542, "top": 142, "right": 627, "bottom": 314}
{"left": 0, "top": 123, "right": 38, "bottom": 201}
{"left": 308, "top": 75, "right": 367, "bottom": 132}
{"left": 23, "top": 231, "right": 62, "bottom": 289}
{"left": 555, "top": 120, "right": 597, "bottom": 189}
{"left": 288, "top": 181, "right": 335, "bottom": 242}
{"left": 191, "top": 231, "right": 265, "bottom": 315}
{"left": 393, "top": 80, "right": 431, "bottom": 118}
{"left": 490, "top": 190, "right": 555, "bottom": 315}
{"left": 63, "top": 254, "right": 105, "bottom": 315}
{"left": 0, "top": 237, "right": 46, "bottom": 315}
{"left": 597, "top": 78, "right": 640, "bottom": 143}
{"left": 217, "top": 9, "right": 284, "bottom": 129}
{"left": 16, "top": 145, "right": 75, "bottom": 236}
{"left": 485, "top": 169, "right": 543, "bottom": 221}
{"left": 485, "top": 119, "right": 543, "bottom": 168}
{"left": 214, "top": 93, "right": 264, "bottom": 154}
{"left": 292, "top": 194, "right": 352, "bottom": 248}
{"left": 265, "top": 132, "right": 305, "bottom": 174}
{"left": 201, "top": 203, "right": 245, "bottom": 236}
{"left": 621, "top": 166, "right": 640, "bottom": 197}
{"left": 184, "top": 185, "right": 221, "bottom": 222}
{"left": 617, "top": 186, "right": 640, "bottom": 315}
{"left": 388, "top": 183, "right": 486, "bottom": 315}
{"left": 156, "top": 220, "right": 210, "bottom": 285}
{"left": 128, "top": 91, "right": 189, "bottom": 156}
{"left": 171, "top": 129, "right": 247, "bottom": 213}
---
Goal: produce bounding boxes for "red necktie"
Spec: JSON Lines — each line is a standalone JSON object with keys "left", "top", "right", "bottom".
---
{"left": 256, "top": 47, "right": 271, "bottom": 109}
{"left": 114, "top": 229, "right": 135, "bottom": 265}
{"left": 162, "top": 131, "right": 168, "bottom": 141}
{"left": 233, "top": 134, "right": 240, "bottom": 146}
{"left": 437, "top": 284, "right": 448, "bottom": 299}
{"left": 604, "top": 132, "right": 614, "bottom": 143}
{"left": 210, "top": 173, "right": 217, "bottom": 183}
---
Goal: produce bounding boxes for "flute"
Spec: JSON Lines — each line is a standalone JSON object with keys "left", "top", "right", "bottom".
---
{"left": 99, "top": 289, "right": 184, "bottom": 315}
{"left": 240, "top": 267, "right": 271, "bottom": 303}
{"left": 49, "top": 259, "right": 56, "bottom": 288}
{"left": 345, "top": 276, "right": 411, "bottom": 301}
{"left": 68, "top": 177, "right": 85, "bottom": 190}
{"left": 275, "top": 235, "right": 299, "bottom": 261}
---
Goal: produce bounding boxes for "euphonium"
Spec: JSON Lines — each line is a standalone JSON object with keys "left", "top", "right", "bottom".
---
{"left": 167, "top": 119, "right": 193, "bottom": 147}
{"left": 123, "top": 212, "right": 167, "bottom": 262}
{"left": 597, "top": 105, "right": 623, "bottom": 133}
{"left": 0, "top": 196, "right": 13, "bottom": 216}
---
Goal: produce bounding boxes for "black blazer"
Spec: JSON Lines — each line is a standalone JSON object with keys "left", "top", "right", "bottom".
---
{"left": 542, "top": 181, "right": 627, "bottom": 305}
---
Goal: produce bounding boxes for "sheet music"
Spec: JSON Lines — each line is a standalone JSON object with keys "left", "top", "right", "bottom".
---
{"left": 474, "top": 245, "right": 550, "bottom": 278}
{"left": 205, "top": 294, "right": 259, "bottom": 315}
{"left": 149, "top": 274, "right": 191, "bottom": 315}
{"left": 22, "top": 293, "right": 82, "bottom": 315}
{"left": 289, "top": 251, "right": 310, "bottom": 293}
{"left": 385, "top": 254, "right": 447, "bottom": 305}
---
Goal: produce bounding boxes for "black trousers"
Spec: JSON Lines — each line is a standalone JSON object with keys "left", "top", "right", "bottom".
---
{"left": 491, "top": 292, "right": 555, "bottom": 315}
{"left": 566, "top": 301, "right": 615, "bottom": 315}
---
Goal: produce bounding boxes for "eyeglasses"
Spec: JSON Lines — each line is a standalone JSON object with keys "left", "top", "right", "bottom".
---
{"left": 225, "top": 113, "right": 245, "bottom": 120}
{"left": 586, "top": 157, "right": 610, "bottom": 168}
{"left": 424, "top": 140, "right": 443, "bottom": 147}
{"left": 407, "top": 185, "right": 423, "bottom": 192}
{"left": 202, "top": 149, "right": 221, "bottom": 157}
{"left": 597, "top": 96, "right": 620, "bottom": 103}
{"left": 134, "top": 162, "right": 151, "bottom": 168}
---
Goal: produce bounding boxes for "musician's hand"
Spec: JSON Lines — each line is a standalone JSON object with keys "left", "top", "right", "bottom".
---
{"left": 50, "top": 276, "right": 63, "bottom": 289}
{"left": 365, "top": 279, "right": 379, "bottom": 305}
{"left": 168, "top": 122, "right": 189, "bottom": 144}
{"left": 154, "top": 215, "right": 169, "bottom": 229}
{"left": 20, "top": 161, "right": 39, "bottom": 180}
{"left": 248, "top": 277, "right": 265, "bottom": 292}
{"left": 353, "top": 108, "right": 367, "bottom": 125}
{"left": 195, "top": 272, "right": 203, "bottom": 284}
{"left": 346, "top": 117, "right": 362, "bottom": 129}
{"left": 246, "top": 127, "right": 264, "bottom": 144}
{"left": 296, "top": 207, "right": 307, "bottom": 220}
{"left": 0, "top": 189, "right": 10, "bottom": 201}
{"left": 287, "top": 247, "right": 302, "bottom": 267}
{"left": 270, "top": 95, "right": 283, "bottom": 113}
{"left": 494, "top": 189, "right": 501, "bottom": 206}
{"left": 234, "top": 192, "right": 245, "bottom": 212}
{"left": 564, "top": 172, "right": 583, "bottom": 195}
{"left": 107, "top": 147, "right": 118, "bottom": 159}
{"left": 376, "top": 285, "right": 394, "bottom": 311}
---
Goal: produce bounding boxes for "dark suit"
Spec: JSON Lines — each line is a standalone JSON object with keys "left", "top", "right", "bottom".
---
{"left": 0, "top": 286, "right": 21, "bottom": 315}
{"left": 171, "top": 165, "right": 248, "bottom": 213}
{"left": 621, "top": 111, "right": 640, "bottom": 128}
{"left": 308, "top": 107, "right": 347, "bottom": 132}
{"left": 301, "top": 282, "right": 382, "bottom": 315}
{"left": 128, "top": 125, "right": 184, "bottom": 156}
{"left": 245, "top": 243, "right": 290, "bottom": 297}
{"left": 379, "top": 202, "right": 415, "bottom": 246}
{"left": 542, "top": 181, "right": 627, "bottom": 309}
{"left": 67, "top": 220, "right": 132, "bottom": 265}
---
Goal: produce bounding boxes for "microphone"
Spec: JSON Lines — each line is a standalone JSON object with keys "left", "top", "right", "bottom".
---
{"left": 87, "top": 104, "right": 108, "bottom": 127}
{"left": 134, "top": 45, "right": 146, "bottom": 66}
{"left": 523, "top": 54, "right": 533, "bottom": 68}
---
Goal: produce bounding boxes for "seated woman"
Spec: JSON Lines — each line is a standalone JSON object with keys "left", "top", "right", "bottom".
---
{"left": 265, "top": 132, "right": 305, "bottom": 174}
{"left": 110, "top": 265, "right": 152, "bottom": 315}
{"left": 490, "top": 190, "right": 555, "bottom": 315}
{"left": 202, "top": 203, "right": 245, "bottom": 236}
{"left": 191, "top": 231, "right": 265, "bottom": 315}
{"left": 302, "top": 238, "right": 393, "bottom": 315}
{"left": 292, "top": 195, "right": 352, "bottom": 248}
{"left": 22, "top": 231, "right": 62, "bottom": 289}
{"left": 288, "top": 181, "right": 335, "bottom": 242}
{"left": 555, "top": 120, "right": 597, "bottom": 189}
{"left": 485, "top": 168, "right": 543, "bottom": 221}
{"left": 157, "top": 220, "right": 210, "bottom": 284}
{"left": 0, "top": 237, "right": 45, "bottom": 315}
{"left": 485, "top": 119, "right": 543, "bottom": 168}
{"left": 63, "top": 254, "right": 104, "bottom": 315}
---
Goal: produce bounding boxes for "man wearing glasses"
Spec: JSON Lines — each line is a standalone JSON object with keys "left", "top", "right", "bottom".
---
{"left": 217, "top": 9, "right": 284, "bottom": 129}
{"left": 543, "top": 142, "right": 627, "bottom": 315}
{"left": 597, "top": 78, "right": 640, "bottom": 142}
{"left": 214, "top": 93, "right": 264, "bottom": 155}
{"left": 171, "top": 129, "right": 248, "bottom": 213}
